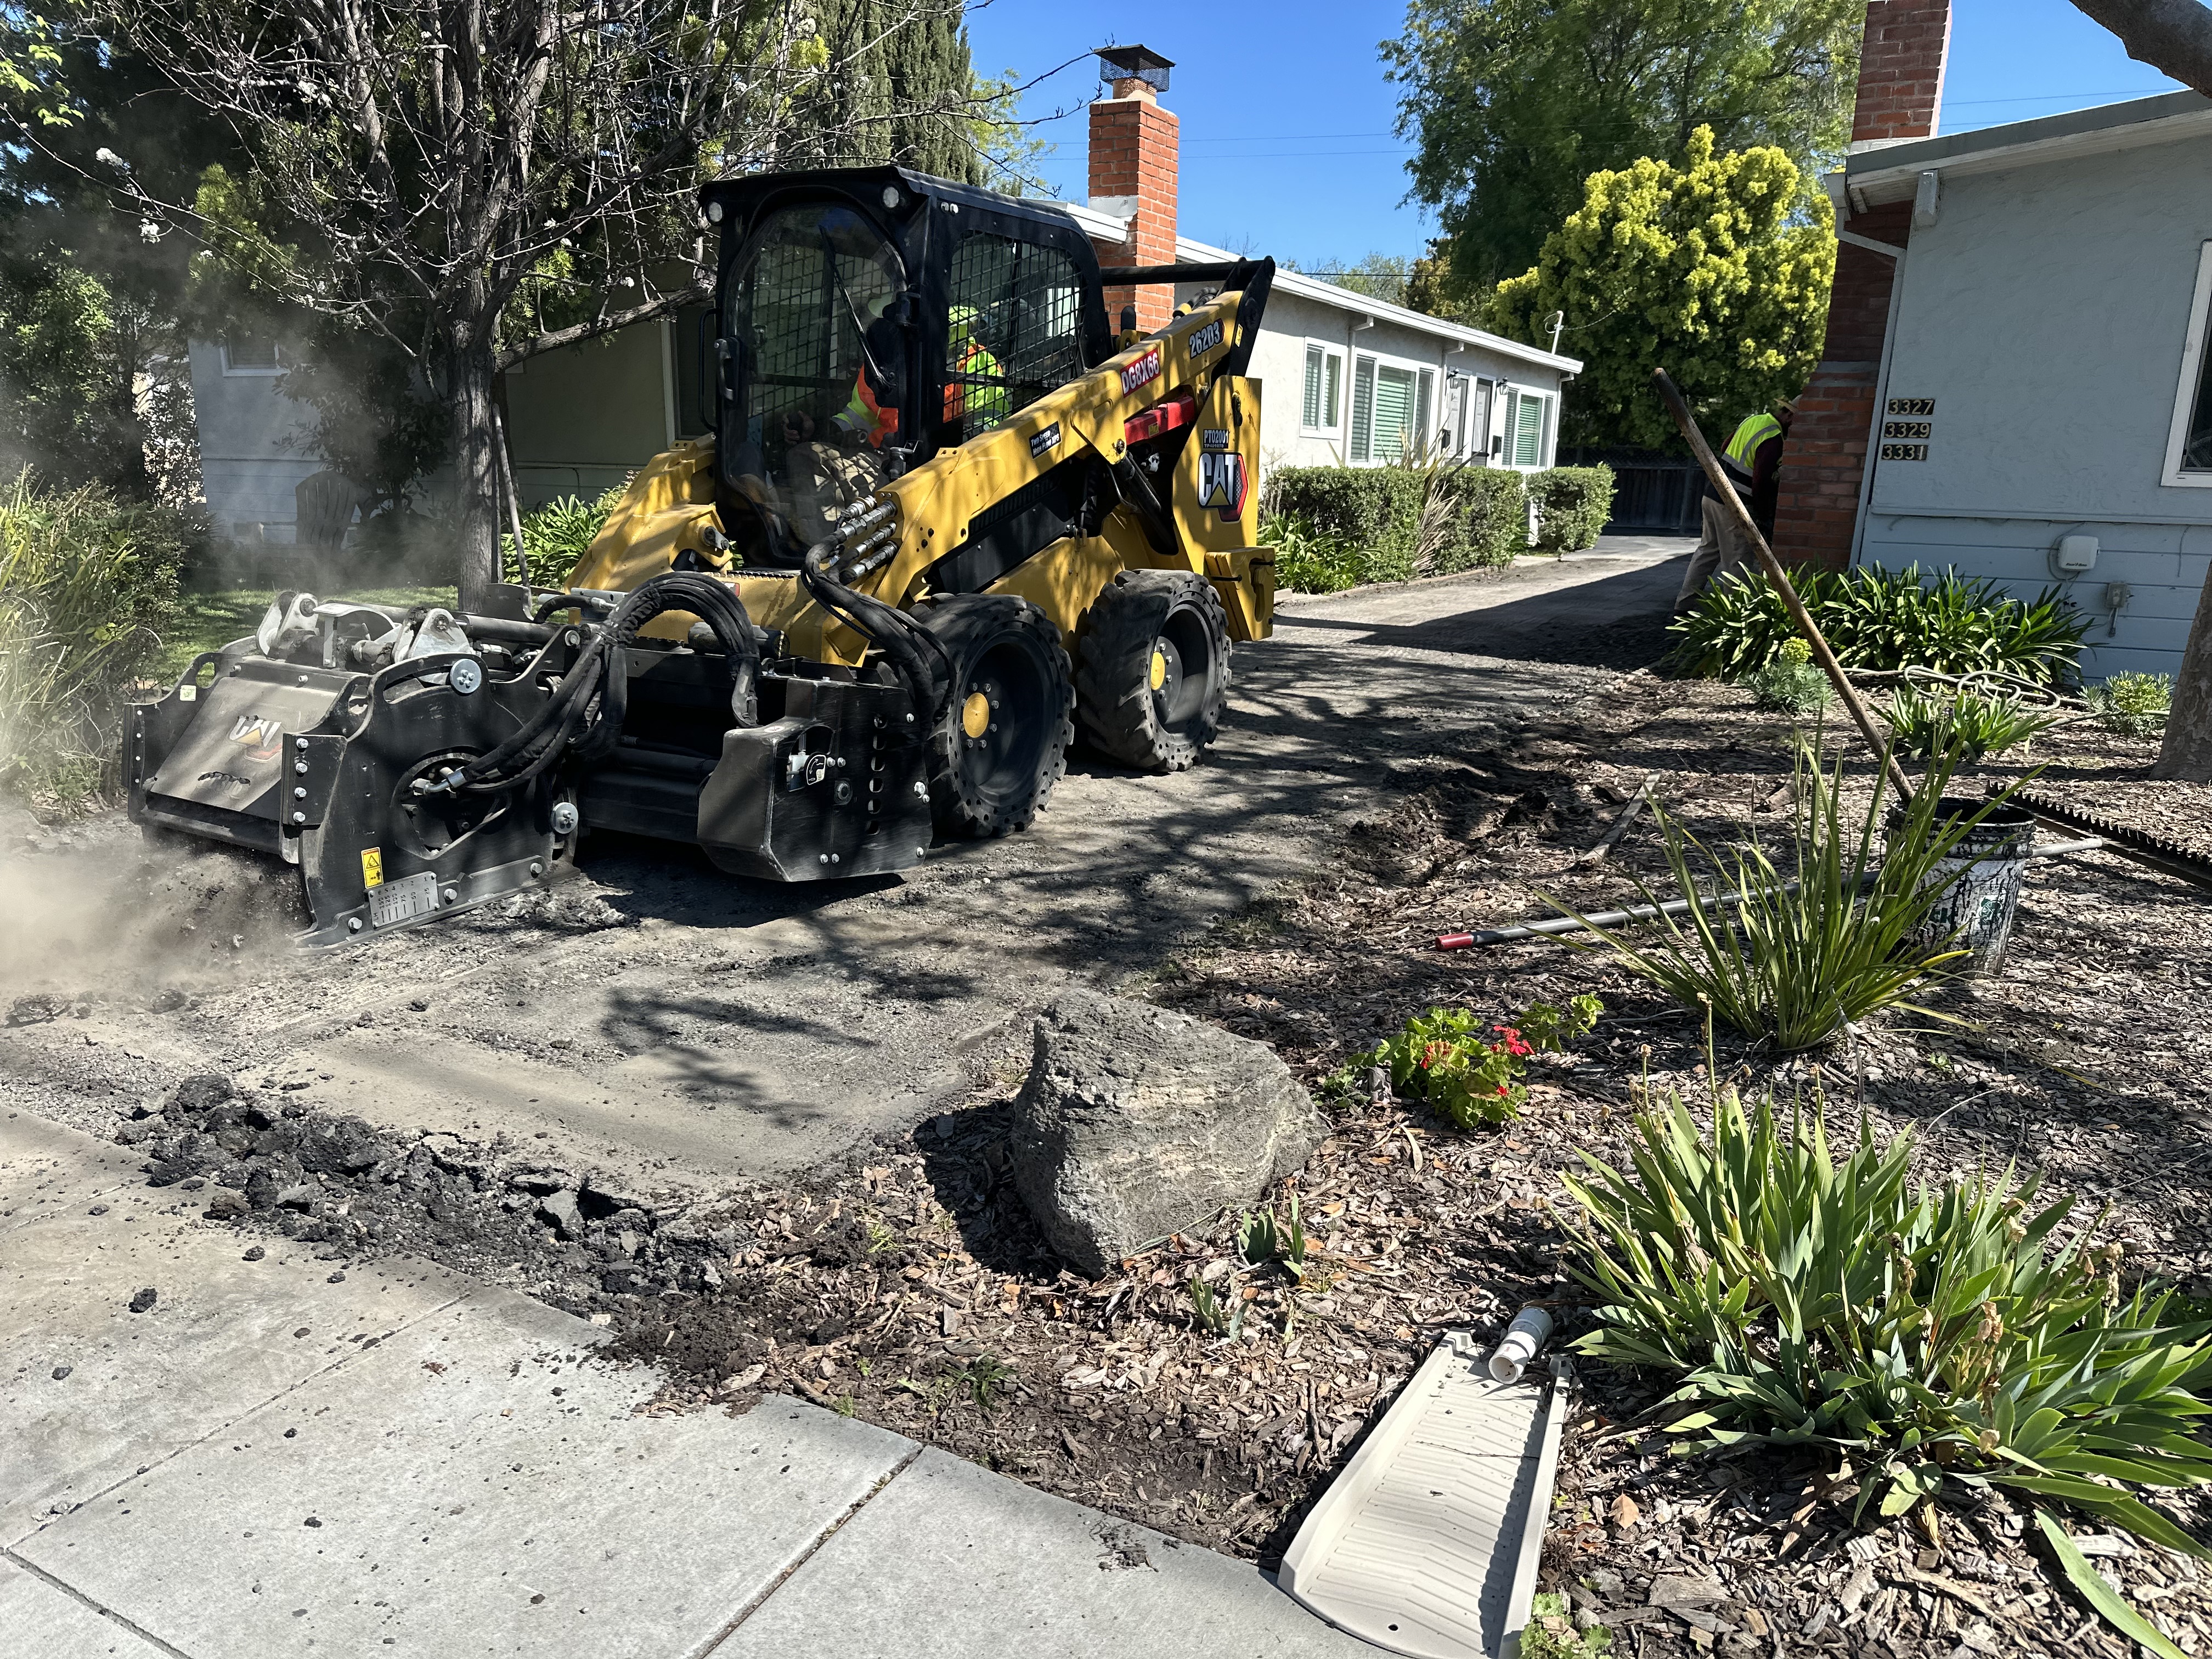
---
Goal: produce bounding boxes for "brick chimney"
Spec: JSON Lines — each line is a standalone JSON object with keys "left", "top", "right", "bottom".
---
{"left": 1087, "top": 46, "right": 1178, "bottom": 335}
{"left": 1773, "top": 2, "right": 1953, "bottom": 570}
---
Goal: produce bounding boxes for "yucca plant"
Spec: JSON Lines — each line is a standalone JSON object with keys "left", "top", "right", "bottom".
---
{"left": 1565, "top": 1087, "right": 2212, "bottom": 1547}
{"left": 1882, "top": 682, "right": 2055, "bottom": 761}
{"left": 1544, "top": 737, "right": 1987, "bottom": 1053}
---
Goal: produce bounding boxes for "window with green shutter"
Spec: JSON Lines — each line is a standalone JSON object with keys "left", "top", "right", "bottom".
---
{"left": 1415, "top": 369, "right": 1434, "bottom": 459}
{"left": 1512, "top": 391, "right": 1545, "bottom": 467}
{"left": 1301, "top": 345, "right": 1344, "bottom": 433}
{"left": 1350, "top": 356, "right": 1376, "bottom": 462}
{"left": 1372, "top": 364, "right": 1414, "bottom": 461}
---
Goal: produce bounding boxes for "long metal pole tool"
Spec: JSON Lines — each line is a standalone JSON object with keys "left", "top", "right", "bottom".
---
{"left": 1652, "top": 369, "right": 1914, "bottom": 801}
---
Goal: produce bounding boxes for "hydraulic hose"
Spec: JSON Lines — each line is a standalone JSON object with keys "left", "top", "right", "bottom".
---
{"left": 798, "top": 528, "right": 952, "bottom": 726}
{"left": 430, "top": 570, "right": 763, "bottom": 798}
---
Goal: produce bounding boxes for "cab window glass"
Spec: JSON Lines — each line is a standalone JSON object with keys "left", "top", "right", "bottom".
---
{"left": 940, "top": 232, "right": 1083, "bottom": 445}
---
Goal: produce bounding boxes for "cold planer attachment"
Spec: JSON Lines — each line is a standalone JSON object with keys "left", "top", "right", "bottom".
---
{"left": 129, "top": 567, "right": 933, "bottom": 946}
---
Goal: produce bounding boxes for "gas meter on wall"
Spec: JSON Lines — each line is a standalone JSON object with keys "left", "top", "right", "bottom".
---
{"left": 2052, "top": 534, "right": 2099, "bottom": 578}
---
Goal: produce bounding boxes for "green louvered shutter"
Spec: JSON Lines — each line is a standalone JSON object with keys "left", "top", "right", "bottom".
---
{"left": 1350, "top": 356, "right": 1376, "bottom": 462}
{"left": 1513, "top": 393, "right": 1544, "bottom": 466}
{"left": 1372, "top": 365, "right": 1413, "bottom": 462}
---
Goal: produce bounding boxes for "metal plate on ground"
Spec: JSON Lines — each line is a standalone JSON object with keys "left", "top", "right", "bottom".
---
{"left": 1279, "top": 1331, "right": 1570, "bottom": 1658}
{"left": 366, "top": 871, "right": 440, "bottom": 928}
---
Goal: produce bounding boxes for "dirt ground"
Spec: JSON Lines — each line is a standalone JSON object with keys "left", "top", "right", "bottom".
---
{"left": 10, "top": 550, "right": 2212, "bottom": 1655}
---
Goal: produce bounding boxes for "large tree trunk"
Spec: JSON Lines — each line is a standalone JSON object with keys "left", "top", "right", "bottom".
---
{"left": 2156, "top": 564, "right": 2212, "bottom": 777}
{"left": 447, "top": 338, "right": 503, "bottom": 611}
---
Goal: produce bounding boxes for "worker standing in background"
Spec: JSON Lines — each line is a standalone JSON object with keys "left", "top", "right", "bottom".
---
{"left": 1674, "top": 402, "right": 1794, "bottom": 614}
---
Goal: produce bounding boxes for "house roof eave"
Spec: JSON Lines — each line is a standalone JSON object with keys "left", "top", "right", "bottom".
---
{"left": 1172, "top": 235, "right": 1583, "bottom": 375}
{"left": 1846, "top": 89, "right": 2212, "bottom": 206}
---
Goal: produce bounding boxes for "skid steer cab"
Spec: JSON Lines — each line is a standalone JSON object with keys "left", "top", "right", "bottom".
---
{"left": 128, "top": 165, "right": 1278, "bottom": 945}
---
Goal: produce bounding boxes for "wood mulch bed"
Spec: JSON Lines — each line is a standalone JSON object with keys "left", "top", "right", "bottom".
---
{"left": 613, "top": 672, "right": 2212, "bottom": 1658}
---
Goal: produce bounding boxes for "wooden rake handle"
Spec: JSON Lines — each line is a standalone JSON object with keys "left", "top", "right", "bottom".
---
{"left": 1652, "top": 369, "right": 1916, "bottom": 802}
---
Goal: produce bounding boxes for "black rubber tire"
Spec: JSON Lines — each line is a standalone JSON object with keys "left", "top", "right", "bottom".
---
{"left": 1074, "top": 569, "right": 1232, "bottom": 771}
{"left": 913, "top": 594, "right": 1074, "bottom": 838}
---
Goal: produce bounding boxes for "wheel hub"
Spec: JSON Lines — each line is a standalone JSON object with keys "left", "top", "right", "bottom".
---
{"left": 961, "top": 690, "right": 992, "bottom": 740}
{"left": 1149, "top": 636, "right": 1184, "bottom": 719}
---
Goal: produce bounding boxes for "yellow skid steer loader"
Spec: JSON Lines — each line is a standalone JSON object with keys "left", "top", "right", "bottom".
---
{"left": 127, "top": 167, "right": 1277, "bottom": 944}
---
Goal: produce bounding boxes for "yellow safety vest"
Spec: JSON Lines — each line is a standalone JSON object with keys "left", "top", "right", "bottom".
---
{"left": 1723, "top": 413, "right": 1783, "bottom": 479}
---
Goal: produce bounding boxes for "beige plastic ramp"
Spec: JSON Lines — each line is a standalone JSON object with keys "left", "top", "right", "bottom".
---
{"left": 1278, "top": 1332, "right": 1571, "bottom": 1658}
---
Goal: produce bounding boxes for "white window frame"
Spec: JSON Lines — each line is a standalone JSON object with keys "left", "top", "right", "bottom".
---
{"left": 1347, "top": 346, "right": 1438, "bottom": 466}
{"left": 2162, "top": 240, "right": 2212, "bottom": 488}
{"left": 219, "top": 336, "right": 284, "bottom": 377}
{"left": 1500, "top": 383, "right": 1555, "bottom": 471}
{"left": 1300, "top": 340, "right": 1346, "bottom": 437}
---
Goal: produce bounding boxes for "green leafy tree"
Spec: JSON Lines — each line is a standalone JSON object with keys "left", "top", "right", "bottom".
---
{"left": 1383, "top": 0, "right": 1860, "bottom": 300}
{"left": 105, "top": 0, "right": 986, "bottom": 604}
{"left": 1488, "top": 129, "right": 1833, "bottom": 450}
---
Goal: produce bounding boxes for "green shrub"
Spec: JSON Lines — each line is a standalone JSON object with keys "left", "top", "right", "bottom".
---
{"left": 504, "top": 484, "right": 626, "bottom": 590}
{"left": 1546, "top": 739, "right": 1987, "bottom": 1053}
{"left": 1565, "top": 1087, "right": 2212, "bottom": 1544}
{"left": 1746, "top": 635, "right": 1829, "bottom": 715}
{"left": 1263, "top": 509, "right": 1362, "bottom": 594}
{"left": 1362, "top": 994, "right": 1602, "bottom": 1127}
{"left": 1530, "top": 466, "right": 1615, "bottom": 555}
{"left": 0, "top": 472, "right": 203, "bottom": 804}
{"left": 1269, "top": 467, "right": 1418, "bottom": 586}
{"left": 1671, "top": 564, "right": 2086, "bottom": 687}
{"left": 1883, "top": 682, "right": 2055, "bottom": 761}
{"left": 2087, "top": 672, "right": 2172, "bottom": 740}
{"left": 1433, "top": 467, "right": 1528, "bottom": 573}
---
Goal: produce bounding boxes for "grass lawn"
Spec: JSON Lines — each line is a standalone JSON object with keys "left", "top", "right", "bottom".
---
{"left": 155, "top": 586, "right": 458, "bottom": 680}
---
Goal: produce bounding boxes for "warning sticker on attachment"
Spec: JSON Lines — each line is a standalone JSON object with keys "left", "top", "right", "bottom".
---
{"left": 366, "top": 870, "right": 438, "bottom": 928}
{"left": 360, "top": 848, "right": 384, "bottom": 889}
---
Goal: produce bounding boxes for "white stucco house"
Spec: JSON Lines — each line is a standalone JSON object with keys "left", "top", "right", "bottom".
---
{"left": 1834, "top": 89, "right": 2212, "bottom": 678}
{"left": 184, "top": 49, "right": 1577, "bottom": 550}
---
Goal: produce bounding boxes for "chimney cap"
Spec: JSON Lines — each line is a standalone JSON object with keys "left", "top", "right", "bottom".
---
{"left": 1097, "top": 44, "right": 1172, "bottom": 94}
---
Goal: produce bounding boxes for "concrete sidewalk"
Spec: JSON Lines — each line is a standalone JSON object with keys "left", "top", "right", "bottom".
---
{"left": 1, "top": 1110, "right": 1373, "bottom": 1658}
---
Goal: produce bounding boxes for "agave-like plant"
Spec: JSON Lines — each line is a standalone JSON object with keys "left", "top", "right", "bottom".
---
{"left": 1564, "top": 1086, "right": 2212, "bottom": 1547}
{"left": 1541, "top": 734, "right": 1993, "bottom": 1053}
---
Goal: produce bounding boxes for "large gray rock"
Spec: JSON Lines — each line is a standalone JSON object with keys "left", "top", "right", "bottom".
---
{"left": 1008, "top": 990, "right": 1325, "bottom": 1278}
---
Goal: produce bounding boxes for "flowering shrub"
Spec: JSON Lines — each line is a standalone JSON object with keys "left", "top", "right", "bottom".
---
{"left": 1365, "top": 995, "right": 1602, "bottom": 1128}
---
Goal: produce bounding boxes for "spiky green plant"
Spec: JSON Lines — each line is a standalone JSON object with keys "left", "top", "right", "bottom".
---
{"left": 1882, "top": 683, "right": 2055, "bottom": 761}
{"left": 1543, "top": 740, "right": 1986, "bottom": 1053}
{"left": 1564, "top": 1087, "right": 2212, "bottom": 1547}
{"left": 1671, "top": 564, "right": 2085, "bottom": 687}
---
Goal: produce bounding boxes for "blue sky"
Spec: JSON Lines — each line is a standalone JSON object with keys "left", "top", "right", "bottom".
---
{"left": 962, "top": 0, "right": 2185, "bottom": 273}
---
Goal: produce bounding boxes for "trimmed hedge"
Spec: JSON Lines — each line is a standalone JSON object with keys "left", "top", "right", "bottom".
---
{"left": 1265, "top": 461, "right": 1615, "bottom": 594}
{"left": 1530, "top": 466, "right": 1615, "bottom": 555}
{"left": 1269, "top": 468, "right": 1421, "bottom": 587}
{"left": 1434, "top": 469, "right": 1528, "bottom": 574}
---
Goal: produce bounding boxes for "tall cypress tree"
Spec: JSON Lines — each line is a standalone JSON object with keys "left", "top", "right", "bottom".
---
{"left": 806, "top": 1, "right": 983, "bottom": 185}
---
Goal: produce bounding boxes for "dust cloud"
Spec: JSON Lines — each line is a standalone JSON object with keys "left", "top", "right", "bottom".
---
{"left": 0, "top": 809, "right": 304, "bottom": 1005}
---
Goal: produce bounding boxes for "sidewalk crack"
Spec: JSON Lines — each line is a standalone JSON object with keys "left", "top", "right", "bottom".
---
{"left": 3, "top": 1547, "right": 199, "bottom": 1657}
{"left": 689, "top": 1442, "right": 924, "bottom": 1657}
